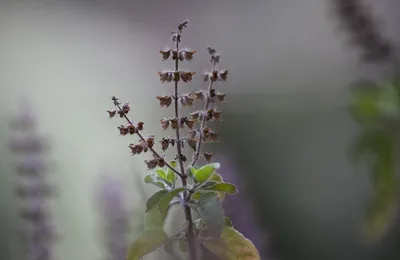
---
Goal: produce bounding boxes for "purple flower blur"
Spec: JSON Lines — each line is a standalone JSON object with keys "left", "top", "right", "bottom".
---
{"left": 97, "top": 174, "right": 129, "bottom": 260}
{"left": 9, "top": 100, "right": 57, "bottom": 260}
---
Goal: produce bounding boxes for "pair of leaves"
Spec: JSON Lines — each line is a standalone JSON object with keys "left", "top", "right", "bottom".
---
{"left": 144, "top": 161, "right": 177, "bottom": 189}
{"left": 190, "top": 162, "right": 220, "bottom": 183}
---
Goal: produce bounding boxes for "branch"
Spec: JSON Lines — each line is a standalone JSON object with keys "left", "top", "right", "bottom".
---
{"left": 190, "top": 63, "right": 217, "bottom": 166}
{"left": 112, "top": 98, "right": 183, "bottom": 178}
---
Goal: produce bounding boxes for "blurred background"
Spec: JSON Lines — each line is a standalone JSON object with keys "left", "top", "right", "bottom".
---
{"left": 1, "top": 0, "right": 400, "bottom": 259}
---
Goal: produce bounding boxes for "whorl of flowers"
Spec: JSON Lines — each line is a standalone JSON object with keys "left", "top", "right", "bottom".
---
{"left": 97, "top": 174, "right": 129, "bottom": 260}
{"left": 9, "top": 100, "right": 57, "bottom": 260}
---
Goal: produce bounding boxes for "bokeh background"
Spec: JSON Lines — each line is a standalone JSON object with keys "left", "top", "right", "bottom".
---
{"left": 1, "top": 0, "right": 400, "bottom": 259}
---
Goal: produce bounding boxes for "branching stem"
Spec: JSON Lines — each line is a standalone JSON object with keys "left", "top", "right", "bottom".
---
{"left": 113, "top": 101, "right": 183, "bottom": 178}
{"left": 191, "top": 63, "right": 217, "bottom": 166}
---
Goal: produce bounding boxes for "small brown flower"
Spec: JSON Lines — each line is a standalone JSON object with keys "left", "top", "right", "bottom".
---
{"left": 173, "top": 71, "right": 181, "bottom": 82}
{"left": 203, "top": 152, "right": 213, "bottom": 162}
{"left": 170, "top": 118, "right": 179, "bottom": 129}
{"left": 189, "top": 111, "right": 201, "bottom": 121}
{"left": 209, "top": 131, "right": 219, "bottom": 142}
{"left": 146, "top": 135, "right": 155, "bottom": 148}
{"left": 184, "top": 95, "right": 195, "bottom": 106}
{"left": 129, "top": 143, "right": 144, "bottom": 155}
{"left": 171, "top": 50, "right": 179, "bottom": 61}
{"left": 190, "top": 91, "right": 204, "bottom": 100}
{"left": 122, "top": 103, "right": 130, "bottom": 114}
{"left": 176, "top": 154, "right": 187, "bottom": 162}
{"left": 160, "top": 118, "right": 170, "bottom": 130}
{"left": 158, "top": 157, "right": 166, "bottom": 167}
{"left": 160, "top": 48, "right": 171, "bottom": 60}
{"left": 212, "top": 109, "right": 223, "bottom": 120}
{"left": 216, "top": 92, "right": 227, "bottom": 102}
{"left": 145, "top": 158, "right": 159, "bottom": 169}
{"left": 202, "top": 71, "right": 218, "bottom": 82}
{"left": 188, "top": 138, "right": 197, "bottom": 150}
{"left": 160, "top": 138, "right": 170, "bottom": 151}
{"left": 136, "top": 122, "right": 144, "bottom": 131}
{"left": 127, "top": 125, "right": 136, "bottom": 135}
{"left": 206, "top": 109, "right": 214, "bottom": 121}
{"left": 179, "top": 95, "right": 195, "bottom": 107}
{"left": 181, "top": 71, "right": 195, "bottom": 83}
{"left": 138, "top": 139, "right": 149, "bottom": 152}
{"left": 107, "top": 110, "right": 117, "bottom": 118}
{"left": 209, "top": 88, "right": 216, "bottom": 98}
{"left": 185, "top": 119, "right": 195, "bottom": 129}
{"left": 218, "top": 70, "right": 228, "bottom": 81}
{"left": 117, "top": 110, "right": 124, "bottom": 118}
{"left": 202, "top": 127, "right": 211, "bottom": 139}
{"left": 118, "top": 125, "right": 129, "bottom": 136}
{"left": 157, "top": 95, "right": 173, "bottom": 107}
{"left": 180, "top": 48, "right": 196, "bottom": 61}
{"left": 179, "top": 117, "right": 187, "bottom": 128}
{"left": 159, "top": 70, "right": 174, "bottom": 83}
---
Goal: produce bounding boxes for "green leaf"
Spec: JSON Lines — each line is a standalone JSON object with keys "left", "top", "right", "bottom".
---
{"left": 144, "top": 174, "right": 168, "bottom": 189}
{"left": 146, "top": 190, "right": 169, "bottom": 213}
{"left": 191, "top": 191, "right": 201, "bottom": 200}
{"left": 166, "top": 161, "right": 177, "bottom": 187}
{"left": 127, "top": 228, "right": 168, "bottom": 260}
{"left": 202, "top": 227, "right": 261, "bottom": 260}
{"left": 158, "top": 187, "right": 186, "bottom": 214}
{"left": 224, "top": 217, "right": 233, "bottom": 228}
{"left": 209, "top": 172, "right": 223, "bottom": 183}
{"left": 195, "top": 192, "right": 225, "bottom": 238}
{"left": 189, "top": 166, "right": 197, "bottom": 179}
{"left": 194, "top": 163, "right": 221, "bottom": 183}
{"left": 156, "top": 168, "right": 167, "bottom": 180}
{"left": 203, "top": 183, "right": 238, "bottom": 195}
{"left": 145, "top": 206, "right": 166, "bottom": 229}
{"left": 209, "top": 172, "right": 226, "bottom": 201}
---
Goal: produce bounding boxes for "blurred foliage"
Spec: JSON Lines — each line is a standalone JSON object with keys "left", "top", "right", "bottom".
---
{"left": 348, "top": 76, "right": 400, "bottom": 242}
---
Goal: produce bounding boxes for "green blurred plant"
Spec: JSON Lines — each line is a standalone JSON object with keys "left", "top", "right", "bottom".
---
{"left": 106, "top": 20, "right": 260, "bottom": 260}
{"left": 348, "top": 76, "right": 400, "bottom": 241}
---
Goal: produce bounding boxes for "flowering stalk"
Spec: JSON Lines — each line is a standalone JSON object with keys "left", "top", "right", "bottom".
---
{"left": 107, "top": 20, "right": 260, "bottom": 260}
{"left": 9, "top": 101, "right": 57, "bottom": 260}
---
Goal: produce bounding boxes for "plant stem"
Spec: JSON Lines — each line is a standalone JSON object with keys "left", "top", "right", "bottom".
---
{"left": 191, "top": 63, "right": 216, "bottom": 167}
{"left": 113, "top": 101, "right": 183, "bottom": 178}
{"left": 173, "top": 30, "right": 197, "bottom": 260}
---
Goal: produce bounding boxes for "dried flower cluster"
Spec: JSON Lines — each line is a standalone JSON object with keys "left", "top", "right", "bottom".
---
{"left": 9, "top": 102, "right": 57, "bottom": 260}
{"left": 97, "top": 175, "right": 129, "bottom": 260}
{"left": 331, "top": 0, "right": 397, "bottom": 64}
{"left": 106, "top": 19, "right": 228, "bottom": 173}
